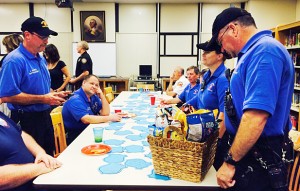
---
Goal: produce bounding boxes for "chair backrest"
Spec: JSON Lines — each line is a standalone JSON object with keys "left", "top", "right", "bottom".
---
{"left": 136, "top": 84, "right": 155, "bottom": 91}
{"left": 50, "top": 112, "right": 67, "bottom": 158}
{"left": 51, "top": 106, "right": 63, "bottom": 114}
{"left": 289, "top": 151, "right": 300, "bottom": 191}
{"left": 105, "top": 93, "right": 114, "bottom": 103}
{"left": 104, "top": 86, "right": 113, "bottom": 94}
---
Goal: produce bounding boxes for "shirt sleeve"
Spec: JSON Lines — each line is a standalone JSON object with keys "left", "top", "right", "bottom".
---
{"left": 57, "top": 60, "right": 67, "bottom": 70}
{"left": 178, "top": 85, "right": 191, "bottom": 103}
{"left": 68, "top": 99, "right": 90, "bottom": 122}
{"left": 185, "top": 95, "right": 198, "bottom": 109}
{"left": 0, "top": 59, "right": 23, "bottom": 97}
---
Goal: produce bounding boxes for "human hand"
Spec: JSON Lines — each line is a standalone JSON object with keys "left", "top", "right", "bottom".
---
{"left": 69, "top": 78, "right": 75, "bottom": 84}
{"left": 160, "top": 99, "right": 169, "bottom": 105}
{"left": 109, "top": 113, "right": 122, "bottom": 122}
{"left": 170, "top": 74, "right": 175, "bottom": 81}
{"left": 216, "top": 162, "right": 236, "bottom": 189}
{"left": 46, "top": 92, "right": 67, "bottom": 105}
{"left": 96, "top": 88, "right": 104, "bottom": 97}
{"left": 56, "top": 91, "right": 71, "bottom": 98}
{"left": 35, "top": 152, "right": 62, "bottom": 170}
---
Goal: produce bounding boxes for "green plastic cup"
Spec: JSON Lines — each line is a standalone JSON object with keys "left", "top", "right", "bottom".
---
{"left": 93, "top": 127, "right": 104, "bottom": 143}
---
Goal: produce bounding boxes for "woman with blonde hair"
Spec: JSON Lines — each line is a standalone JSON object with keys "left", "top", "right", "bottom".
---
{"left": 0, "top": 33, "right": 23, "bottom": 117}
{"left": 0, "top": 33, "right": 23, "bottom": 68}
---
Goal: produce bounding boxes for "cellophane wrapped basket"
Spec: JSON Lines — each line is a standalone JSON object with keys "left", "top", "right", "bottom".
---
{"left": 147, "top": 129, "right": 218, "bottom": 183}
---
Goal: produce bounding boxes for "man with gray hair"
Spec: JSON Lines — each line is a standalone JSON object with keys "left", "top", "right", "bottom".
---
{"left": 165, "top": 66, "right": 189, "bottom": 97}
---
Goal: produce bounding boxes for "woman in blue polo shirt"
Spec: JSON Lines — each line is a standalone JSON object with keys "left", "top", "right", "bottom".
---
{"left": 186, "top": 41, "right": 228, "bottom": 170}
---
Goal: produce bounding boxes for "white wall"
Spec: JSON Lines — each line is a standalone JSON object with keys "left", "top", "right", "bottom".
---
{"left": 159, "top": 3, "right": 199, "bottom": 76}
{"left": 0, "top": 4, "right": 29, "bottom": 32}
{"left": 297, "top": 0, "right": 300, "bottom": 20}
{"left": 117, "top": 4, "right": 157, "bottom": 79}
{"left": 246, "top": 0, "right": 296, "bottom": 30}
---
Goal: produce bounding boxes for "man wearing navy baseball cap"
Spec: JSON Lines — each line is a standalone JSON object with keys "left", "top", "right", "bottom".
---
{"left": 21, "top": 16, "right": 58, "bottom": 37}
{"left": 212, "top": 7, "right": 294, "bottom": 191}
{"left": 0, "top": 16, "right": 69, "bottom": 157}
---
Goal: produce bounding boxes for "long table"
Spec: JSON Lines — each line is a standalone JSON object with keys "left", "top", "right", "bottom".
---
{"left": 33, "top": 91, "right": 219, "bottom": 190}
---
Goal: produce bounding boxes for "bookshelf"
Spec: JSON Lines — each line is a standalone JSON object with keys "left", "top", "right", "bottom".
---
{"left": 272, "top": 21, "right": 300, "bottom": 130}
{"left": 162, "top": 78, "right": 171, "bottom": 91}
{"left": 98, "top": 77, "right": 129, "bottom": 96}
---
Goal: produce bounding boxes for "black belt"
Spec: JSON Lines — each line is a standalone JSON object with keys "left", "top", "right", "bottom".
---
{"left": 227, "top": 132, "right": 283, "bottom": 147}
{"left": 12, "top": 108, "right": 51, "bottom": 115}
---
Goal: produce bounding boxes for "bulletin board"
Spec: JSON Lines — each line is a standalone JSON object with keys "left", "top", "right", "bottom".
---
{"left": 72, "top": 42, "right": 116, "bottom": 77}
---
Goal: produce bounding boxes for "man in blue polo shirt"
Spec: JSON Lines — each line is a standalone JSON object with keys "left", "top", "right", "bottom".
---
{"left": 209, "top": 8, "right": 294, "bottom": 190}
{"left": 63, "top": 74, "right": 122, "bottom": 145}
{"left": 0, "top": 111, "right": 61, "bottom": 191}
{"left": 161, "top": 66, "right": 200, "bottom": 106}
{"left": 0, "top": 17, "right": 68, "bottom": 156}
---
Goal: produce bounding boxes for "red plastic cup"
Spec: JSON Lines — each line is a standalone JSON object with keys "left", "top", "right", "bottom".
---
{"left": 115, "top": 109, "right": 122, "bottom": 113}
{"left": 150, "top": 96, "right": 156, "bottom": 105}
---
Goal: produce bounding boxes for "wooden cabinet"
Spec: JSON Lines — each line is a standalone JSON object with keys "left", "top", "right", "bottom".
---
{"left": 162, "top": 78, "right": 171, "bottom": 91}
{"left": 98, "top": 77, "right": 129, "bottom": 96}
{"left": 273, "top": 21, "right": 300, "bottom": 130}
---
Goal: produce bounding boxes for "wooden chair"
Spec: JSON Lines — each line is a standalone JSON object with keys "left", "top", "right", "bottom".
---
{"left": 104, "top": 86, "right": 114, "bottom": 103}
{"left": 289, "top": 151, "right": 300, "bottom": 191}
{"left": 50, "top": 111, "right": 67, "bottom": 158}
{"left": 136, "top": 84, "right": 155, "bottom": 91}
{"left": 105, "top": 93, "right": 114, "bottom": 103}
{"left": 51, "top": 106, "right": 63, "bottom": 114}
{"left": 104, "top": 86, "right": 113, "bottom": 94}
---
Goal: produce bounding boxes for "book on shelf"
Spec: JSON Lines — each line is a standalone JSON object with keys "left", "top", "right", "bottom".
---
{"left": 286, "top": 30, "right": 300, "bottom": 47}
{"left": 290, "top": 115, "right": 297, "bottom": 128}
{"left": 293, "top": 92, "right": 300, "bottom": 106}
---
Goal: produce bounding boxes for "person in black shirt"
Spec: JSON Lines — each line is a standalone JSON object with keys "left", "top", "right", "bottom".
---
{"left": 44, "top": 44, "right": 71, "bottom": 92}
{"left": 69, "top": 41, "right": 93, "bottom": 90}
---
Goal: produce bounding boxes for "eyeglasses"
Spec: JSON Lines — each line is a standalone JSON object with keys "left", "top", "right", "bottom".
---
{"left": 32, "top": 32, "right": 49, "bottom": 41}
{"left": 217, "top": 26, "right": 229, "bottom": 47}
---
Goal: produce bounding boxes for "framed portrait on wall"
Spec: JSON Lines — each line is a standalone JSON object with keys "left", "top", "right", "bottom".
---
{"left": 80, "top": 11, "right": 106, "bottom": 42}
{"left": 0, "top": 32, "right": 22, "bottom": 56}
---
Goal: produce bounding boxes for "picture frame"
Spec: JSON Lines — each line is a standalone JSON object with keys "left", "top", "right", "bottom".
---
{"left": 80, "top": 11, "right": 106, "bottom": 42}
{"left": 0, "top": 32, "right": 22, "bottom": 56}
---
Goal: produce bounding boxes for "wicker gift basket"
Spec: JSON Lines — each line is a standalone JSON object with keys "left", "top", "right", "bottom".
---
{"left": 147, "top": 125, "right": 218, "bottom": 183}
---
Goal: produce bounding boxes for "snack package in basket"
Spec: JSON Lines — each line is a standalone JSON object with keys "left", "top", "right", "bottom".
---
{"left": 172, "top": 106, "right": 219, "bottom": 141}
{"left": 186, "top": 110, "right": 218, "bottom": 142}
{"left": 148, "top": 124, "right": 164, "bottom": 137}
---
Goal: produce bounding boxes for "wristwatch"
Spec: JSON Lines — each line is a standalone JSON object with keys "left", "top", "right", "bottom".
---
{"left": 224, "top": 152, "right": 238, "bottom": 166}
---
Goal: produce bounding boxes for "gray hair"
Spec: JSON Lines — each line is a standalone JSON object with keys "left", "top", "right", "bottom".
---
{"left": 78, "top": 41, "right": 89, "bottom": 50}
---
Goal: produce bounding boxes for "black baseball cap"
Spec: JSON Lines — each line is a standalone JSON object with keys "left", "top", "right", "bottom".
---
{"left": 21, "top": 17, "right": 58, "bottom": 36}
{"left": 209, "top": 7, "right": 251, "bottom": 46}
{"left": 196, "top": 40, "right": 221, "bottom": 52}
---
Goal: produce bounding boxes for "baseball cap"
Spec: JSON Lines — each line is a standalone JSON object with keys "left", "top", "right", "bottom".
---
{"left": 21, "top": 17, "right": 58, "bottom": 37}
{"left": 196, "top": 40, "right": 221, "bottom": 52}
{"left": 209, "top": 7, "right": 251, "bottom": 45}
